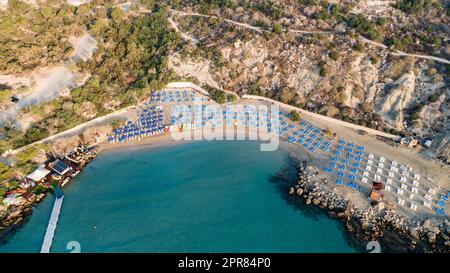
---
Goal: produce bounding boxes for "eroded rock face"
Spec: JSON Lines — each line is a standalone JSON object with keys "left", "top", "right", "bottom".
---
{"left": 377, "top": 72, "right": 415, "bottom": 130}
{"left": 171, "top": 4, "right": 449, "bottom": 163}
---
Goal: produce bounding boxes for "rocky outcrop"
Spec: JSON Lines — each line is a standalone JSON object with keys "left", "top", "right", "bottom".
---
{"left": 376, "top": 72, "right": 415, "bottom": 130}
{"left": 289, "top": 161, "right": 450, "bottom": 253}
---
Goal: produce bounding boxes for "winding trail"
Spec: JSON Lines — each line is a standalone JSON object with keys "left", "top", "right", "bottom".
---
{"left": 170, "top": 9, "right": 450, "bottom": 65}
{"left": 170, "top": 9, "right": 330, "bottom": 35}
{"left": 0, "top": 32, "right": 98, "bottom": 128}
{"left": 358, "top": 36, "right": 450, "bottom": 64}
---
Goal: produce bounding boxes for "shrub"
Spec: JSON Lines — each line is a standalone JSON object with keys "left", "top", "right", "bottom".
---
{"left": 0, "top": 162, "right": 13, "bottom": 182}
{"left": 290, "top": 110, "right": 301, "bottom": 121}
{"left": 329, "top": 50, "right": 340, "bottom": 61}
{"left": 428, "top": 94, "right": 438, "bottom": 103}
{"left": 376, "top": 17, "right": 387, "bottom": 26}
{"left": 24, "top": 127, "right": 50, "bottom": 144}
{"left": 426, "top": 67, "right": 438, "bottom": 76}
{"left": 273, "top": 23, "right": 283, "bottom": 34}
{"left": 318, "top": 60, "right": 329, "bottom": 76}
{"left": 33, "top": 184, "right": 46, "bottom": 195}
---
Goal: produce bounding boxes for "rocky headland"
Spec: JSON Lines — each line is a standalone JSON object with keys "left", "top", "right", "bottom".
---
{"left": 289, "top": 161, "right": 450, "bottom": 253}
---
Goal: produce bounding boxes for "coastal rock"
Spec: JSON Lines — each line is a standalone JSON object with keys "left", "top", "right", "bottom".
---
{"left": 423, "top": 219, "right": 441, "bottom": 234}
{"left": 291, "top": 161, "right": 450, "bottom": 253}
{"left": 427, "top": 232, "right": 437, "bottom": 244}
{"left": 289, "top": 187, "right": 295, "bottom": 195}
{"left": 312, "top": 198, "right": 320, "bottom": 206}
{"left": 296, "top": 188, "right": 304, "bottom": 196}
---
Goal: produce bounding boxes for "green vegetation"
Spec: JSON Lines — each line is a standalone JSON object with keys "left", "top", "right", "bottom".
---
{"left": 290, "top": 110, "right": 301, "bottom": 121}
{"left": 370, "top": 54, "right": 379, "bottom": 65}
{"left": 410, "top": 103, "right": 425, "bottom": 120}
{"left": 353, "top": 43, "right": 364, "bottom": 52}
{"left": 428, "top": 94, "right": 438, "bottom": 103}
{"left": 0, "top": 127, "right": 26, "bottom": 155}
{"left": 0, "top": 1, "right": 84, "bottom": 74}
{"left": 1, "top": 5, "right": 181, "bottom": 153}
{"left": 273, "top": 23, "right": 283, "bottom": 34}
{"left": 426, "top": 67, "right": 438, "bottom": 76}
{"left": 33, "top": 184, "right": 46, "bottom": 195}
{"left": 0, "top": 162, "right": 13, "bottom": 182}
{"left": 248, "top": 83, "right": 263, "bottom": 96}
{"left": 393, "top": 0, "right": 439, "bottom": 14}
{"left": 346, "top": 14, "right": 384, "bottom": 42}
{"left": 226, "top": 93, "right": 238, "bottom": 102}
{"left": 24, "top": 127, "right": 50, "bottom": 144}
{"left": 15, "top": 146, "right": 40, "bottom": 175}
{"left": 203, "top": 85, "right": 227, "bottom": 103}
{"left": 318, "top": 60, "right": 328, "bottom": 76}
{"left": 385, "top": 36, "right": 413, "bottom": 50}
{"left": 376, "top": 17, "right": 387, "bottom": 26}
{"left": 243, "top": 0, "right": 284, "bottom": 20}
{"left": 418, "top": 33, "right": 442, "bottom": 47}
{"left": 0, "top": 89, "right": 13, "bottom": 106}
{"left": 329, "top": 50, "right": 339, "bottom": 61}
{"left": 384, "top": 57, "right": 415, "bottom": 80}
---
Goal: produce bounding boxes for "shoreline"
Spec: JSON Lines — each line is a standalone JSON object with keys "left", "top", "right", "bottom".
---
{"left": 289, "top": 161, "right": 450, "bottom": 253}
{"left": 1, "top": 128, "right": 448, "bottom": 252}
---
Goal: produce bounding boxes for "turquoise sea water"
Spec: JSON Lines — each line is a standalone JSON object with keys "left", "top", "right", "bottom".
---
{"left": 0, "top": 141, "right": 357, "bottom": 253}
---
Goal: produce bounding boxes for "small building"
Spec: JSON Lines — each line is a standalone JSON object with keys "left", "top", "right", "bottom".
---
{"left": 423, "top": 139, "right": 433, "bottom": 148}
{"left": 26, "top": 167, "right": 51, "bottom": 184}
{"left": 2, "top": 193, "right": 25, "bottom": 207}
{"left": 370, "top": 181, "right": 385, "bottom": 203}
{"left": 47, "top": 159, "right": 72, "bottom": 176}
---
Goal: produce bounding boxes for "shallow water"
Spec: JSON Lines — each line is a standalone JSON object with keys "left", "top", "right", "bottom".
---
{"left": 0, "top": 141, "right": 356, "bottom": 253}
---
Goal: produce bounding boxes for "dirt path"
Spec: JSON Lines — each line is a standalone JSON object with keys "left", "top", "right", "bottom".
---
{"left": 359, "top": 35, "right": 450, "bottom": 64}
{"left": 170, "top": 9, "right": 450, "bottom": 65}
{"left": 0, "top": 32, "right": 98, "bottom": 128}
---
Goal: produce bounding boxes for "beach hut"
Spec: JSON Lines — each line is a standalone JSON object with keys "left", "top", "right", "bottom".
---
{"left": 370, "top": 182, "right": 385, "bottom": 203}
{"left": 26, "top": 167, "right": 51, "bottom": 184}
